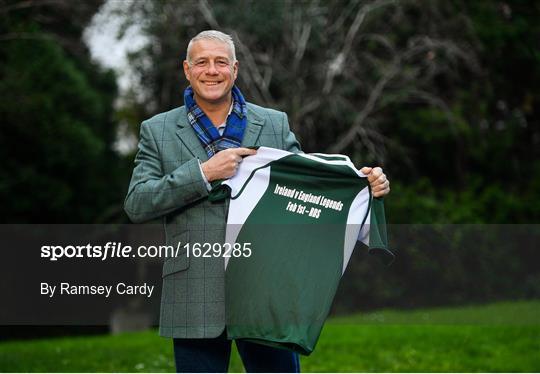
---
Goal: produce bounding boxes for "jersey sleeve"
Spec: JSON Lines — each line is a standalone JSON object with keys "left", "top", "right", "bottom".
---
{"left": 360, "top": 198, "right": 395, "bottom": 265}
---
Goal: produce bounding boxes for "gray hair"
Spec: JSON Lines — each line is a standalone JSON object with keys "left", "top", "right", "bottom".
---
{"left": 186, "top": 30, "right": 236, "bottom": 64}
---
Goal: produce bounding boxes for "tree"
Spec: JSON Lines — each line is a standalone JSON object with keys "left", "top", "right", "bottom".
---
{"left": 0, "top": 0, "right": 128, "bottom": 222}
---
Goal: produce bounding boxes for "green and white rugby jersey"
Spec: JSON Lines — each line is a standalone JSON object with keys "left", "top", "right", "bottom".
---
{"left": 213, "top": 146, "right": 392, "bottom": 355}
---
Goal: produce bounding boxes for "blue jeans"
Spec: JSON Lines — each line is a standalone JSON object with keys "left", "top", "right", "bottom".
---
{"left": 173, "top": 332, "right": 300, "bottom": 373}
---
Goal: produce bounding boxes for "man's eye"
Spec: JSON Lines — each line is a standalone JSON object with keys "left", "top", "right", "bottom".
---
{"left": 217, "top": 61, "right": 229, "bottom": 66}
{"left": 195, "top": 61, "right": 206, "bottom": 66}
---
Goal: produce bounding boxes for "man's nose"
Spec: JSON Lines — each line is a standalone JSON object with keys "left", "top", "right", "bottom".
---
{"left": 206, "top": 62, "right": 218, "bottom": 75}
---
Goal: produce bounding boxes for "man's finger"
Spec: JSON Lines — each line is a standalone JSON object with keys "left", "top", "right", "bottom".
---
{"left": 371, "top": 167, "right": 383, "bottom": 177}
{"left": 360, "top": 167, "right": 372, "bottom": 175}
{"left": 368, "top": 168, "right": 383, "bottom": 182}
{"left": 372, "top": 180, "right": 390, "bottom": 192}
{"left": 370, "top": 175, "right": 386, "bottom": 187}
{"left": 373, "top": 190, "right": 386, "bottom": 198}
{"left": 232, "top": 147, "right": 258, "bottom": 156}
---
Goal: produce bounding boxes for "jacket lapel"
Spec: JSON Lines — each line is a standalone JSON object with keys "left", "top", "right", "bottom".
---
{"left": 176, "top": 107, "right": 210, "bottom": 162}
{"left": 241, "top": 108, "right": 263, "bottom": 147}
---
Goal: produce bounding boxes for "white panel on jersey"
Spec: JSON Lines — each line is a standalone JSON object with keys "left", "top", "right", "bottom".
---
{"left": 224, "top": 167, "right": 270, "bottom": 269}
{"left": 343, "top": 186, "right": 371, "bottom": 274}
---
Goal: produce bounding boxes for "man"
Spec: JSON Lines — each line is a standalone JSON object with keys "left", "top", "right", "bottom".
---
{"left": 124, "top": 30, "right": 390, "bottom": 373}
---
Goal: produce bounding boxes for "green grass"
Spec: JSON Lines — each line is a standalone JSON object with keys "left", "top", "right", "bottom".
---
{"left": 1, "top": 300, "right": 539, "bottom": 372}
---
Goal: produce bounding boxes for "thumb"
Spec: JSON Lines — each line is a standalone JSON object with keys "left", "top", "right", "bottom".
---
{"left": 360, "top": 167, "right": 372, "bottom": 175}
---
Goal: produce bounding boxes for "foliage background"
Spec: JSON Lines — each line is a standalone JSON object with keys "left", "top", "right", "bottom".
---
{"left": 1, "top": 0, "right": 539, "bottom": 325}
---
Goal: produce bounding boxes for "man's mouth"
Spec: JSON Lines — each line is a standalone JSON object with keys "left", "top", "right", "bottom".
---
{"left": 203, "top": 81, "right": 221, "bottom": 86}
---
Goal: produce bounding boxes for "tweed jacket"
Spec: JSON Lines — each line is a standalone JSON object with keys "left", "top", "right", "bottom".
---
{"left": 124, "top": 102, "right": 301, "bottom": 338}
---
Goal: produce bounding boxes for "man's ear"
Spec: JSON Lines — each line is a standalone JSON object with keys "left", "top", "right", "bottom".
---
{"left": 233, "top": 60, "right": 239, "bottom": 80}
{"left": 182, "top": 60, "right": 191, "bottom": 82}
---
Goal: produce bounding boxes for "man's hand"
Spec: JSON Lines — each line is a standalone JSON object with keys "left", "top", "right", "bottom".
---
{"left": 360, "top": 167, "right": 390, "bottom": 198}
{"left": 201, "top": 148, "right": 257, "bottom": 182}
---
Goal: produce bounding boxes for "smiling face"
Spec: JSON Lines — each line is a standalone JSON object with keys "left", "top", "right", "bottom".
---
{"left": 183, "top": 39, "right": 238, "bottom": 108}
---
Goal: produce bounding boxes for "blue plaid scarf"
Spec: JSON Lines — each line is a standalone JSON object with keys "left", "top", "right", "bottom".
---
{"left": 184, "top": 85, "right": 247, "bottom": 157}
